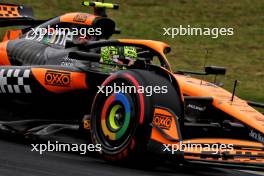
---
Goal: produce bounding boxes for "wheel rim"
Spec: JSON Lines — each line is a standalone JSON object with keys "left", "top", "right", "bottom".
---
{"left": 101, "top": 92, "right": 131, "bottom": 141}
{"left": 108, "top": 104, "right": 123, "bottom": 131}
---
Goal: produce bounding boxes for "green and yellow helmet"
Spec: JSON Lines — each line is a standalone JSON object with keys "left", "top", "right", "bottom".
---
{"left": 100, "top": 46, "right": 137, "bottom": 65}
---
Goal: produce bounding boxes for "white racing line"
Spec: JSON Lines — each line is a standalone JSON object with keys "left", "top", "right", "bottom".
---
{"left": 240, "top": 171, "right": 264, "bottom": 176}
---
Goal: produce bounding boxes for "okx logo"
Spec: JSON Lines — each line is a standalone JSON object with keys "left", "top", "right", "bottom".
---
{"left": 45, "top": 70, "right": 71, "bottom": 87}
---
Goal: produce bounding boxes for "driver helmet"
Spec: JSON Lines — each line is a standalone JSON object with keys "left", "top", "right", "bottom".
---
{"left": 100, "top": 46, "right": 137, "bottom": 66}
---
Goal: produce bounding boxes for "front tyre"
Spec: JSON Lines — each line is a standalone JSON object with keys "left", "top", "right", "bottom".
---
{"left": 90, "top": 70, "right": 182, "bottom": 161}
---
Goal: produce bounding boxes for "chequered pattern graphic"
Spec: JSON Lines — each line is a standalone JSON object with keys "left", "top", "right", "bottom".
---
{"left": 0, "top": 5, "right": 20, "bottom": 18}
{"left": 0, "top": 69, "right": 32, "bottom": 94}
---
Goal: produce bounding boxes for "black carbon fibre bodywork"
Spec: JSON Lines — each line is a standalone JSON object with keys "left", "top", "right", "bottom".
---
{"left": 7, "top": 40, "right": 48, "bottom": 65}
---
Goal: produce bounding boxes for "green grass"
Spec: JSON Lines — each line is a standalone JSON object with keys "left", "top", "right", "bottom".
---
{"left": 1, "top": 0, "right": 264, "bottom": 103}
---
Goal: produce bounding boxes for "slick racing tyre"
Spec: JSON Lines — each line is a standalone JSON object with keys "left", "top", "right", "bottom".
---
{"left": 90, "top": 69, "right": 183, "bottom": 161}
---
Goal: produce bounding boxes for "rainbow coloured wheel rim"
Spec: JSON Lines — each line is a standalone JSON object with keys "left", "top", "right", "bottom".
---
{"left": 95, "top": 90, "right": 136, "bottom": 150}
{"left": 101, "top": 92, "right": 131, "bottom": 141}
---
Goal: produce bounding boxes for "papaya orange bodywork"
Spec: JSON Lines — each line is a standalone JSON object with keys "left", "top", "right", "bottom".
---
{"left": 2, "top": 30, "right": 22, "bottom": 42}
{"left": 174, "top": 74, "right": 264, "bottom": 134}
{"left": 151, "top": 127, "right": 177, "bottom": 145}
{"left": 0, "top": 41, "right": 11, "bottom": 65}
{"left": 181, "top": 138, "right": 264, "bottom": 163}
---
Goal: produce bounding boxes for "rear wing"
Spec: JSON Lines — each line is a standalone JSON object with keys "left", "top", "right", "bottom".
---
{"left": 0, "top": 3, "right": 44, "bottom": 27}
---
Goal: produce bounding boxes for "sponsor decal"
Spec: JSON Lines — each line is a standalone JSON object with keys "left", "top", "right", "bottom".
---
{"left": 187, "top": 104, "right": 206, "bottom": 111}
{"left": 60, "top": 56, "right": 78, "bottom": 67}
{"left": 249, "top": 130, "right": 264, "bottom": 144}
{"left": 73, "top": 14, "right": 89, "bottom": 23}
{"left": 45, "top": 70, "right": 71, "bottom": 87}
{"left": 152, "top": 113, "right": 172, "bottom": 130}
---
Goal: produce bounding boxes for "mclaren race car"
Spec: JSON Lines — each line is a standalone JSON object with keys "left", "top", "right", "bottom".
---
{"left": 0, "top": 1, "right": 264, "bottom": 171}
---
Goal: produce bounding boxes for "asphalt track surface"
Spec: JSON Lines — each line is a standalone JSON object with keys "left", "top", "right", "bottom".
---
{"left": 0, "top": 139, "right": 263, "bottom": 176}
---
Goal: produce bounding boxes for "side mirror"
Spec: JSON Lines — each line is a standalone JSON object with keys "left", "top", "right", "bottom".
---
{"left": 205, "top": 66, "right": 226, "bottom": 75}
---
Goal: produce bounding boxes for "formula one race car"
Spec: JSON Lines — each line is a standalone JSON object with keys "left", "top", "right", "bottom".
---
{"left": 0, "top": 1, "right": 264, "bottom": 171}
